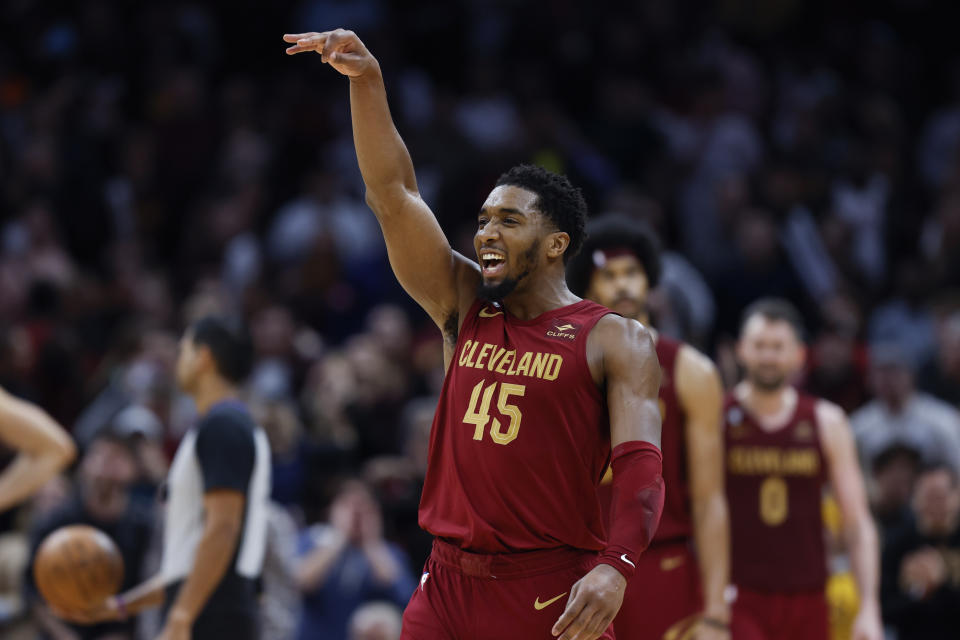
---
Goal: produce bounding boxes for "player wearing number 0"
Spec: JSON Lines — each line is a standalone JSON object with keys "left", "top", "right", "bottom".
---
{"left": 568, "top": 214, "right": 731, "bottom": 640}
{"left": 284, "top": 29, "right": 665, "bottom": 640}
{"left": 725, "top": 299, "right": 882, "bottom": 640}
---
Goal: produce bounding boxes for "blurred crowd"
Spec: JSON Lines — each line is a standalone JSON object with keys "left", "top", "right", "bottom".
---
{"left": 2, "top": 0, "right": 960, "bottom": 638}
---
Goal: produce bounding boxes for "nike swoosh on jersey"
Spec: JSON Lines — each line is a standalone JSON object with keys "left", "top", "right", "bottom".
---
{"left": 621, "top": 554, "right": 636, "bottom": 568}
{"left": 660, "top": 555, "right": 686, "bottom": 572}
{"left": 534, "top": 592, "right": 567, "bottom": 610}
{"left": 478, "top": 307, "right": 504, "bottom": 318}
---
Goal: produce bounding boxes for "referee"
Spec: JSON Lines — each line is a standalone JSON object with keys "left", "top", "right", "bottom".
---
{"left": 61, "top": 316, "right": 271, "bottom": 640}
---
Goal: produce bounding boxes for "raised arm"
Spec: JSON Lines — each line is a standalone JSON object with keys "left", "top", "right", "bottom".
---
{"left": 284, "top": 30, "right": 478, "bottom": 329}
{"left": 553, "top": 316, "right": 663, "bottom": 640}
{"left": 818, "top": 400, "right": 883, "bottom": 640}
{"left": 675, "top": 345, "right": 731, "bottom": 638}
{"left": 0, "top": 387, "right": 76, "bottom": 512}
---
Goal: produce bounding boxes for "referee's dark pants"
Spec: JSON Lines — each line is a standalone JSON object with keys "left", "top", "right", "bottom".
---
{"left": 165, "top": 577, "right": 259, "bottom": 640}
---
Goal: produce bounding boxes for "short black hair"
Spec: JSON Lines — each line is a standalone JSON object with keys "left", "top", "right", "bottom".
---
{"left": 495, "top": 164, "right": 588, "bottom": 263}
{"left": 566, "top": 213, "right": 662, "bottom": 297}
{"left": 740, "top": 298, "right": 806, "bottom": 341}
{"left": 189, "top": 315, "right": 254, "bottom": 384}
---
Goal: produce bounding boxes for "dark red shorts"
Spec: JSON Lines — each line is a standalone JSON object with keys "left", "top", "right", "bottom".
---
{"left": 731, "top": 587, "right": 829, "bottom": 640}
{"left": 401, "top": 539, "right": 616, "bottom": 640}
{"left": 614, "top": 540, "right": 702, "bottom": 640}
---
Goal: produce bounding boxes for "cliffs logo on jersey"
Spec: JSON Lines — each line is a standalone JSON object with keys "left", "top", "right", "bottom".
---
{"left": 546, "top": 320, "right": 580, "bottom": 341}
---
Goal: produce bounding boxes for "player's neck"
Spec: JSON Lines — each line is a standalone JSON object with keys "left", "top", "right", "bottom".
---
{"left": 736, "top": 383, "right": 798, "bottom": 430}
{"left": 501, "top": 275, "right": 579, "bottom": 320}
{"left": 191, "top": 376, "right": 241, "bottom": 416}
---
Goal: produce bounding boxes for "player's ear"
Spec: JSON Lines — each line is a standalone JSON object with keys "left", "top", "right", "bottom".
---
{"left": 545, "top": 231, "right": 570, "bottom": 260}
{"left": 196, "top": 344, "right": 215, "bottom": 374}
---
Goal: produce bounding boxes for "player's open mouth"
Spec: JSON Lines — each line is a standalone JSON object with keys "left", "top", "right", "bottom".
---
{"left": 481, "top": 252, "right": 506, "bottom": 277}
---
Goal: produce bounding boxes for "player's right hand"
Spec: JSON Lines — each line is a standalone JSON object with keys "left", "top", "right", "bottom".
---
{"left": 50, "top": 596, "right": 123, "bottom": 625}
{"left": 282, "top": 29, "right": 378, "bottom": 79}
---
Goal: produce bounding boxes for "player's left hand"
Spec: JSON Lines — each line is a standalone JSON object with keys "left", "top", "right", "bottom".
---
{"left": 851, "top": 606, "right": 883, "bottom": 640}
{"left": 552, "top": 563, "right": 625, "bottom": 640}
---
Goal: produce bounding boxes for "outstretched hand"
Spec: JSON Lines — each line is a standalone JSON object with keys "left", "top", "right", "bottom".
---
{"left": 50, "top": 597, "right": 123, "bottom": 625}
{"left": 552, "top": 564, "right": 625, "bottom": 640}
{"left": 282, "top": 29, "right": 378, "bottom": 78}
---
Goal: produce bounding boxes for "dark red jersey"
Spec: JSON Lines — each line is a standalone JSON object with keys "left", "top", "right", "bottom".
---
{"left": 598, "top": 335, "right": 693, "bottom": 544}
{"left": 724, "top": 392, "right": 828, "bottom": 592}
{"left": 418, "top": 298, "right": 614, "bottom": 553}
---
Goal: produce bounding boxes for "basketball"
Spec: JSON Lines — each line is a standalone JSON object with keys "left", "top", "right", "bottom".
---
{"left": 33, "top": 525, "right": 124, "bottom": 613}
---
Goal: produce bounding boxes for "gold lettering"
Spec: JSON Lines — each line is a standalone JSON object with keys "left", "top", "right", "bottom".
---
{"left": 497, "top": 350, "right": 515, "bottom": 375}
{"left": 459, "top": 340, "right": 474, "bottom": 367}
{"left": 543, "top": 354, "right": 563, "bottom": 381}
{"left": 530, "top": 352, "right": 549, "bottom": 379}
{"left": 487, "top": 347, "right": 506, "bottom": 371}
{"left": 516, "top": 352, "right": 532, "bottom": 377}
{"left": 464, "top": 341, "right": 480, "bottom": 368}
{"left": 728, "top": 446, "right": 820, "bottom": 476}
{"left": 474, "top": 343, "right": 494, "bottom": 369}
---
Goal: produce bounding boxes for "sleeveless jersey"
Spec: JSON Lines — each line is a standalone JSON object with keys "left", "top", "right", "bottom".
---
{"left": 419, "top": 298, "right": 614, "bottom": 553}
{"left": 597, "top": 336, "right": 693, "bottom": 544}
{"left": 724, "top": 392, "right": 828, "bottom": 591}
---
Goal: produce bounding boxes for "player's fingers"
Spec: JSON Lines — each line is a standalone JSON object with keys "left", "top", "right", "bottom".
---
{"left": 552, "top": 589, "right": 585, "bottom": 636}
{"left": 560, "top": 605, "right": 599, "bottom": 640}
{"left": 286, "top": 33, "right": 328, "bottom": 55}
{"left": 282, "top": 32, "right": 317, "bottom": 42}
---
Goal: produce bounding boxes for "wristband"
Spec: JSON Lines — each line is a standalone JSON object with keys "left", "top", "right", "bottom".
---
{"left": 113, "top": 595, "right": 128, "bottom": 620}
{"left": 701, "top": 616, "right": 730, "bottom": 631}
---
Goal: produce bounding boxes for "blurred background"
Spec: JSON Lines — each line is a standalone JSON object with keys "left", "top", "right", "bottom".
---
{"left": 1, "top": 0, "right": 960, "bottom": 638}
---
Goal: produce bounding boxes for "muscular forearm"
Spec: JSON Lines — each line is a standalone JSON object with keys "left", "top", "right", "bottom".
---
{"left": 0, "top": 453, "right": 69, "bottom": 512}
{"left": 0, "top": 392, "right": 75, "bottom": 511}
{"left": 167, "top": 521, "right": 242, "bottom": 624}
{"left": 349, "top": 68, "right": 418, "bottom": 207}
{"left": 117, "top": 573, "right": 166, "bottom": 615}
{"left": 846, "top": 519, "right": 881, "bottom": 613}
{"left": 692, "top": 492, "right": 730, "bottom": 619}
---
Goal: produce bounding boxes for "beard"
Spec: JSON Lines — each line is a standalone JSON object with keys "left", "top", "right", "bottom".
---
{"left": 747, "top": 368, "right": 787, "bottom": 392}
{"left": 478, "top": 276, "right": 521, "bottom": 302}
{"left": 476, "top": 239, "right": 539, "bottom": 303}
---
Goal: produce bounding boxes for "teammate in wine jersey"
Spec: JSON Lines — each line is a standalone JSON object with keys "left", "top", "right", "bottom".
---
{"left": 0, "top": 386, "right": 76, "bottom": 513}
{"left": 568, "top": 214, "right": 731, "bottom": 640}
{"left": 284, "top": 29, "right": 665, "bottom": 640}
{"left": 725, "top": 299, "right": 882, "bottom": 640}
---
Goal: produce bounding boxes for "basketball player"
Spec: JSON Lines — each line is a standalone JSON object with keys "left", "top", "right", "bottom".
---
{"left": 568, "top": 214, "right": 730, "bottom": 639}
{"left": 283, "top": 29, "right": 665, "bottom": 640}
{"left": 725, "top": 299, "right": 882, "bottom": 640}
{"left": 58, "top": 316, "right": 271, "bottom": 640}
{"left": 0, "top": 386, "right": 76, "bottom": 513}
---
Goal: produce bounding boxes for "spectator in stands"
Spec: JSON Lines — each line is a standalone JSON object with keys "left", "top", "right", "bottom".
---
{"left": 919, "top": 311, "right": 960, "bottom": 407}
{"left": 869, "top": 444, "right": 922, "bottom": 541}
{"left": 348, "top": 601, "right": 403, "bottom": 640}
{"left": 881, "top": 464, "right": 960, "bottom": 639}
{"left": 852, "top": 343, "right": 960, "bottom": 472}
{"left": 295, "top": 480, "right": 415, "bottom": 640}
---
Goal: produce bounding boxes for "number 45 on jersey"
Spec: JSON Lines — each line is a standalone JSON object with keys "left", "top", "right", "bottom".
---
{"left": 463, "top": 380, "right": 526, "bottom": 445}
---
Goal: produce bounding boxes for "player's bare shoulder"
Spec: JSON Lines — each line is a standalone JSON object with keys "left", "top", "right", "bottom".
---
{"left": 814, "top": 398, "right": 853, "bottom": 446}
{"left": 674, "top": 343, "right": 723, "bottom": 419}
{"left": 675, "top": 344, "right": 718, "bottom": 384}
{"left": 586, "top": 314, "right": 659, "bottom": 387}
